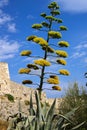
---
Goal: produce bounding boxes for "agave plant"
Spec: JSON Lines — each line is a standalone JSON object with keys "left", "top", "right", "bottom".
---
{"left": 7, "top": 91, "right": 85, "bottom": 130}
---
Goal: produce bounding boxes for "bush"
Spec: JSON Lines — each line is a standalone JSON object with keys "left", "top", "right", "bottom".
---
{"left": 59, "top": 82, "right": 87, "bottom": 129}
{"left": 5, "top": 94, "right": 14, "bottom": 102}
{"left": 24, "top": 100, "right": 30, "bottom": 105}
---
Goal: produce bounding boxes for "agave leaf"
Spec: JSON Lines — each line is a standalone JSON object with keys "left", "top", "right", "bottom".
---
{"left": 62, "top": 122, "right": 71, "bottom": 128}
{"left": 71, "top": 121, "right": 86, "bottom": 130}
{"left": 64, "top": 107, "right": 79, "bottom": 120}
{"left": 16, "top": 122, "right": 24, "bottom": 129}
{"left": 58, "top": 114, "right": 73, "bottom": 125}
{"left": 56, "top": 118, "right": 64, "bottom": 130}
{"left": 35, "top": 119, "right": 40, "bottom": 130}
{"left": 44, "top": 99, "right": 56, "bottom": 130}
{"left": 29, "top": 92, "right": 36, "bottom": 115}
{"left": 46, "top": 99, "right": 56, "bottom": 121}
{"left": 28, "top": 116, "right": 35, "bottom": 122}
{"left": 24, "top": 116, "right": 35, "bottom": 128}
{"left": 35, "top": 91, "right": 42, "bottom": 121}
{"left": 41, "top": 102, "right": 48, "bottom": 120}
{"left": 7, "top": 120, "right": 16, "bottom": 130}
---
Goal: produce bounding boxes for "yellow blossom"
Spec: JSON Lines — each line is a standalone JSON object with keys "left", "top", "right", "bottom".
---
{"left": 32, "top": 24, "right": 43, "bottom": 29}
{"left": 45, "top": 15, "right": 56, "bottom": 21}
{"left": 59, "top": 69, "right": 70, "bottom": 76}
{"left": 27, "top": 64, "right": 39, "bottom": 70}
{"left": 58, "top": 41, "right": 69, "bottom": 47}
{"left": 52, "top": 86, "right": 61, "bottom": 91}
{"left": 22, "top": 80, "right": 33, "bottom": 84}
{"left": 26, "top": 35, "right": 37, "bottom": 41}
{"left": 55, "top": 50, "right": 68, "bottom": 58}
{"left": 19, "top": 68, "right": 31, "bottom": 74}
{"left": 41, "top": 21, "right": 49, "bottom": 28}
{"left": 48, "top": 31, "right": 62, "bottom": 39}
{"left": 48, "top": 2, "right": 59, "bottom": 9}
{"left": 33, "top": 37, "right": 48, "bottom": 46}
{"left": 51, "top": 10, "right": 60, "bottom": 15}
{"left": 20, "top": 50, "right": 32, "bottom": 56}
{"left": 47, "top": 77, "right": 59, "bottom": 84}
{"left": 34, "top": 59, "right": 51, "bottom": 66}
{"left": 40, "top": 13, "right": 46, "bottom": 17}
{"left": 42, "top": 46, "right": 55, "bottom": 53}
{"left": 50, "top": 75, "right": 58, "bottom": 79}
{"left": 60, "top": 26, "right": 68, "bottom": 31}
{"left": 56, "top": 59, "right": 66, "bottom": 65}
{"left": 47, "top": 78, "right": 59, "bottom": 84}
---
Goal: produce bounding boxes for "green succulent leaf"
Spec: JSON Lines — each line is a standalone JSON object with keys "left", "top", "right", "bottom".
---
{"left": 29, "top": 93, "right": 36, "bottom": 115}
{"left": 71, "top": 121, "right": 86, "bottom": 130}
{"left": 35, "top": 91, "right": 42, "bottom": 121}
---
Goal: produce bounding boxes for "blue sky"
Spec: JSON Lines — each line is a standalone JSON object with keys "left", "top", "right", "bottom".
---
{"left": 0, "top": 0, "right": 87, "bottom": 98}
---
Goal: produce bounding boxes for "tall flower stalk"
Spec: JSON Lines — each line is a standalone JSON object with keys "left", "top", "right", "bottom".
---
{"left": 19, "top": 2, "right": 70, "bottom": 99}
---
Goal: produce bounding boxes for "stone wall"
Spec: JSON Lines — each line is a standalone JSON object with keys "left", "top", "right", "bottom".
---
{"left": 0, "top": 80, "right": 47, "bottom": 120}
{"left": 0, "top": 62, "right": 62, "bottom": 120}
{"left": 0, "top": 62, "right": 11, "bottom": 95}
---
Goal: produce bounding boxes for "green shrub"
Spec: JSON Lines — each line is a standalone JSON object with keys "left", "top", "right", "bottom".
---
{"left": 24, "top": 100, "right": 30, "bottom": 105}
{"left": 5, "top": 94, "right": 14, "bottom": 102}
{"left": 59, "top": 82, "right": 87, "bottom": 129}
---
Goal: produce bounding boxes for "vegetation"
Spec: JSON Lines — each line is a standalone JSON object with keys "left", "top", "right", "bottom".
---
{"left": 7, "top": 91, "right": 85, "bottom": 130}
{"left": 5, "top": 94, "right": 14, "bottom": 102}
{"left": 24, "top": 100, "right": 30, "bottom": 105}
{"left": 19, "top": 1, "right": 70, "bottom": 98}
{"left": 59, "top": 82, "right": 87, "bottom": 129}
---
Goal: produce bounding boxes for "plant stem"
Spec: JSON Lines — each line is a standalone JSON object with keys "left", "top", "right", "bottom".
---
{"left": 38, "top": 20, "right": 52, "bottom": 99}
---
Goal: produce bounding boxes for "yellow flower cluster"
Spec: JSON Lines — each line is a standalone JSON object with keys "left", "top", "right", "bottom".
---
{"left": 42, "top": 46, "right": 55, "bottom": 53}
{"left": 55, "top": 50, "right": 68, "bottom": 58}
{"left": 50, "top": 75, "right": 58, "bottom": 79}
{"left": 33, "top": 37, "right": 48, "bottom": 46}
{"left": 27, "top": 35, "right": 37, "bottom": 41}
{"left": 19, "top": 68, "right": 31, "bottom": 74}
{"left": 52, "top": 86, "right": 61, "bottom": 91}
{"left": 47, "top": 75, "right": 59, "bottom": 84}
{"left": 27, "top": 64, "right": 39, "bottom": 70}
{"left": 51, "top": 10, "right": 60, "bottom": 15}
{"left": 58, "top": 41, "right": 69, "bottom": 47}
{"left": 41, "top": 21, "right": 49, "bottom": 28}
{"left": 34, "top": 59, "right": 51, "bottom": 66}
{"left": 59, "top": 69, "right": 70, "bottom": 76}
{"left": 32, "top": 24, "right": 43, "bottom": 29}
{"left": 26, "top": 35, "right": 48, "bottom": 46}
{"left": 48, "top": 31, "right": 62, "bottom": 39}
{"left": 40, "top": 13, "right": 46, "bottom": 17}
{"left": 22, "top": 80, "right": 33, "bottom": 84}
{"left": 45, "top": 16, "right": 55, "bottom": 21}
{"left": 20, "top": 50, "right": 32, "bottom": 56}
{"left": 48, "top": 2, "right": 59, "bottom": 9}
{"left": 60, "top": 26, "right": 67, "bottom": 31}
{"left": 56, "top": 59, "right": 66, "bottom": 65}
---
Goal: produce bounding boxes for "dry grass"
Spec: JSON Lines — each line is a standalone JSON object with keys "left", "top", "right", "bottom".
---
{"left": 0, "top": 119, "right": 9, "bottom": 130}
